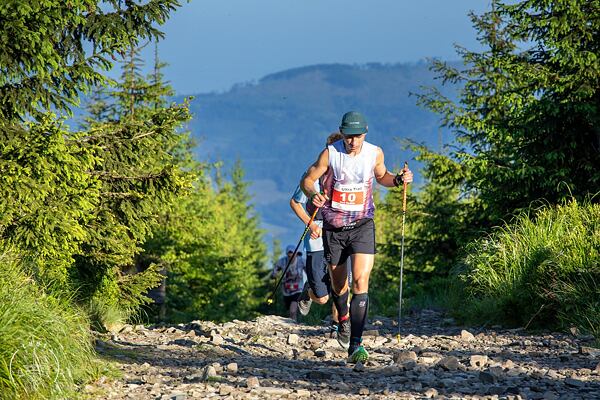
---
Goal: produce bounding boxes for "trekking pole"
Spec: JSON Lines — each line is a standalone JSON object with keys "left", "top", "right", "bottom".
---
{"left": 397, "top": 162, "right": 409, "bottom": 343}
{"left": 267, "top": 207, "right": 319, "bottom": 306}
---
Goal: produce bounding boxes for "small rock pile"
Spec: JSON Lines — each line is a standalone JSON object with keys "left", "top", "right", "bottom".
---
{"left": 85, "top": 310, "right": 600, "bottom": 399}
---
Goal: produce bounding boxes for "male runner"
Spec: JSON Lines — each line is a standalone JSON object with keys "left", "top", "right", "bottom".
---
{"left": 301, "top": 111, "right": 413, "bottom": 363}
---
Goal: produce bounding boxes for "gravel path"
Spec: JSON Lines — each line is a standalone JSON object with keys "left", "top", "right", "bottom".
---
{"left": 84, "top": 310, "right": 600, "bottom": 399}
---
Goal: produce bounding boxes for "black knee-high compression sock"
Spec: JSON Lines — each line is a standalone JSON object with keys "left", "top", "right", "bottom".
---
{"left": 331, "top": 289, "right": 349, "bottom": 319}
{"left": 350, "top": 293, "right": 369, "bottom": 346}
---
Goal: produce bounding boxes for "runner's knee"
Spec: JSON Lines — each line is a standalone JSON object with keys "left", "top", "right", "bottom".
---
{"left": 331, "top": 281, "right": 349, "bottom": 296}
{"left": 330, "top": 267, "right": 349, "bottom": 294}
{"left": 352, "top": 277, "right": 369, "bottom": 293}
{"left": 313, "top": 295, "right": 329, "bottom": 305}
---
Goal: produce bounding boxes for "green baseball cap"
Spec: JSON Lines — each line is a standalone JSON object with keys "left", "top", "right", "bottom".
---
{"left": 339, "top": 111, "right": 368, "bottom": 135}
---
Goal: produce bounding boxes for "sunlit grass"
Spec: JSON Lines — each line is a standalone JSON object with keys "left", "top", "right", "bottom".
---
{"left": 452, "top": 200, "right": 599, "bottom": 337}
{"left": 0, "top": 252, "right": 100, "bottom": 399}
{"left": 85, "top": 297, "right": 129, "bottom": 333}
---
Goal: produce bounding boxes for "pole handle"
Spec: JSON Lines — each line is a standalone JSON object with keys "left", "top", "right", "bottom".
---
{"left": 402, "top": 162, "right": 408, "bottom": 213}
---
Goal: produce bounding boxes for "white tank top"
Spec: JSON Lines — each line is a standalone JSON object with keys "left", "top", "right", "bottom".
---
{"left": 321, "top": 139, "right": 377, "bottom": 228}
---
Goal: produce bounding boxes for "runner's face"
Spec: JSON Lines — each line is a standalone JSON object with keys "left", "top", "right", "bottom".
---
{"left": 342, "top": 133, "right": 365, "bottom": 152}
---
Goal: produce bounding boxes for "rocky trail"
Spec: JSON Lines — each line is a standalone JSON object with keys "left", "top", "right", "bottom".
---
{"left": 85, "top": 310, "right": 600, "bottom": 399}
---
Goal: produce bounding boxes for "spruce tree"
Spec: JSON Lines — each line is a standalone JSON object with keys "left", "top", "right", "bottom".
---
{"left": 0, "top": 0, "right": 184, "bottom": 326}
{"left": 0, "top": 0, "right": 181, "bottom": 122}
{"left": 415, "top": 0, "right": 600, "bottom": 225}
{"left": 72, "top": 43, "right": 193, "bottom": 320}
{"left": 376, "top": 0, "right": 600, "bottom": 281}
{"left": 146, "top": 162, "right": 269, "bottom": 322}
{"left": 0, "top": 116, "right": 100, "bottom": 285}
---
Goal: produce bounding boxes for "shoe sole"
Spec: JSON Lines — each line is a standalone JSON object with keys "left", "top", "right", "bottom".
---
{"left": 328, "top": 328, "right": 337, "bottom": 339}
{"left": 297, "top": 286, "right": 311, "bottom": 316}
{"left": 337, "top": 336, "right": 350, "bottom": 350}
{"left": 298, "top": 301, "right": 311, "bottom": 316}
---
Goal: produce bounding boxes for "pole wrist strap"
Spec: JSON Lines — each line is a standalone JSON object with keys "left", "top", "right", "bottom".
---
{"left": 393, "top": 172, "right": 404, "bottom": 187}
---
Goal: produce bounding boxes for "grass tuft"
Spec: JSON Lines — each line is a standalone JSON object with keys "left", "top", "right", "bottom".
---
{"left": 452, "top": 200, "right": 599, "bottom": 337}
{"left": 0, "top": 252, "right": 99, "bottom": 399}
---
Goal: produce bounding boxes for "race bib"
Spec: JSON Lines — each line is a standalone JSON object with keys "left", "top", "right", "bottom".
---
{"left": 331, "top": 183, "right": 365, "bottom": 211}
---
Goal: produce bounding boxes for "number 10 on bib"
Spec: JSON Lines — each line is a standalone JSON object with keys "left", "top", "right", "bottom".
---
{"left": 331, "top": 183, "right": 365, "bottom": 212}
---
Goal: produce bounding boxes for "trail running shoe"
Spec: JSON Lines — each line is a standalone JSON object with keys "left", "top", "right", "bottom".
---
{"left": 337, "top": 317, "right": 350, "bottom": 349}
{"left": 348, "top": 345, "right": 369, "bottom": 364}
{"left": 328, "top": 322, "right": 338, "bottom": 338}
{"left": 297, "top": 286, "right": 312, "bottom": 316}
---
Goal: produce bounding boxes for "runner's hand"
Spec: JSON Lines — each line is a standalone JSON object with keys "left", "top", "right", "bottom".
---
{"left": 394, "top": 167, "right": 414, "bottom": 186}
{"left": 402, "top": 167, "right": 413, "bottom": 184}
{"left": 309, "top": 222, "right": 322, "bottom": 239}
{"left": 311, "top": 192, "right": 328, "bottom": 208}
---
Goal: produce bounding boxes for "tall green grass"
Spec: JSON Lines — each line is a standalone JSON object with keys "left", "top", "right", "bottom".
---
{"left": 0, "top": 252, "right": 97, "bottom": 399}
{"left": 452, "top": 201, "right": 599, "bottom": 337}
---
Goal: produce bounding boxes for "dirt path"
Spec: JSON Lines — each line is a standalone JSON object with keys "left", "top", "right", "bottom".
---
{"left": 85, "top": 310, "right": 600, "bottom": 399}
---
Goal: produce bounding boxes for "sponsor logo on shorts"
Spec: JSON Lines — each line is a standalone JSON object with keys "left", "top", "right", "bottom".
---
{"left": 342, "top": 222, "right": 357, "bottom": 231}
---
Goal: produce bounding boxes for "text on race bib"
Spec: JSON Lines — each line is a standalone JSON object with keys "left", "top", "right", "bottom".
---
{"left": 331, "top": 183, "right": 365, "bottom": 211}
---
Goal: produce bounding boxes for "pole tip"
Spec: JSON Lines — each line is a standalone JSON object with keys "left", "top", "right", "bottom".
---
{"left": 396, "top": 334, "right": 401, "bottom": 343}
{"left": 267, "top": 298, "right": 273, "bottom": 305}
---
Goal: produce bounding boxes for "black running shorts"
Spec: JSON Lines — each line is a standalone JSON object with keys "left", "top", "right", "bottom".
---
{"left": 306, "top": 250, "right": 330, "bottom": 298}
{"left": 323, "top": 218, "right": 376, "bottom": 266}
{"left": 283, "top": 292, "right": 301, "bottom": 310}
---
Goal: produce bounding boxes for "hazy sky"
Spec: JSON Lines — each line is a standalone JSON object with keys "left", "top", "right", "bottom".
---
{"left": 140, "top": 0, "right": 491, "bottom": 94}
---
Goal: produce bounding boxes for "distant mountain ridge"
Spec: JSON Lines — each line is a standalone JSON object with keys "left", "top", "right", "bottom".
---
{"left": 179, "top": 62, "right": 458, "bottom": 248}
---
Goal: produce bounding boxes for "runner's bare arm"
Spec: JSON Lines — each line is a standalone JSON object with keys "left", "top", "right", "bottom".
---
{"left": 290, "top": 198, "right": 311, "bottom": 225}
{"left": 374, "top": 147, "right": 397, "bottom": 187}
{"left": 301, "top": 149, "right": 329, "bottom": 207}
{"left": 271, "top": 262, "right": 280, "bottom": 278}
{"left": 290, "top": 197, "right": 322, "bottom": 239}
{"left": 374, "top": 147, "right": 414, "bottom": 187}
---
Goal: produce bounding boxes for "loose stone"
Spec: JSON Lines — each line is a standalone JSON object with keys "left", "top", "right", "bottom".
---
{"left": 437, "top": 355, "right": 460, "bottom": 371}
{"left": 287, "top": 333, "right": 300, "bottom": 345}
{"left": 353, "top": 362, "right": 365, "bottom": 372}
{"left": 542, "top": 391, "right": 559, "bottom": 400}
{"left": 258, "top": 387, "right": 292, "bottom": 395}
{"left": 201, "top": 365, "right": 218, "bottom": 381}
{"left": 470, "top": 354, "right": 489, "bottom": 368}
{"left": 226, "top": 362, "right": 238, "bottom": 373}
{"left": 246, "top": 376, "right": 260, "bottom": 388}
{"left": 461, "top": 329, "right": 476, "bottom": 341}
{"left": 565, "top": 377, "right": 585, "bottom": 387}
{"left": 394, "top": 350, "right": 417, "bottom": 364}
{"left": 219, "top": 386, "right": 232, "bottom": 395}
{"left": 295, "top": 389, "right": 311, "bottom": 397}
{"left": 210, "top": 334, "right": 224, "bottom": 345}
{"left": 480, "top": 370, "right": 497, "bottom": 384}
{"left": 314, "top": 348, "right": 327, "bottom": 357}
